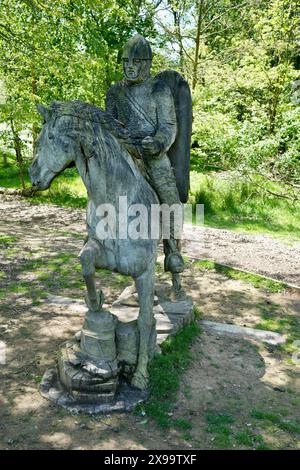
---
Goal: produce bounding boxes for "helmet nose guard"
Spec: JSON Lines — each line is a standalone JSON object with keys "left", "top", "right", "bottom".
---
{"left": 122, "top": 34, "right": 152, "bottom": 61}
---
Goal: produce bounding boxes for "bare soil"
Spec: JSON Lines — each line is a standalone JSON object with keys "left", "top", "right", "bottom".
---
{"left": 0, "top": 194, "right": 300, "bottom": 449}
{"left": 182, "top": 225, "right": 300, "bottom": 288}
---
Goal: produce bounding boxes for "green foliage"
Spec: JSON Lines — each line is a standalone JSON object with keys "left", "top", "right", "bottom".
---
{"left": 205, "top": 412, "right": 234, "bottom": 426}
{"left": 189, "top": 0, "right": 300, "bottom": 197}
{"left": 190, "top": 172, "right": 300, "bottom": 240}
{"left": 0, "top": 0, "right": 298, "bottom": 217}
{"left": 0, "top": 0, "right": 158, "bottom": 167}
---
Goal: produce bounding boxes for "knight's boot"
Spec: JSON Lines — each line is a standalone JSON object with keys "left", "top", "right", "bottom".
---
{"left": 163, "top": 239, "right": 184, "bottom": 273}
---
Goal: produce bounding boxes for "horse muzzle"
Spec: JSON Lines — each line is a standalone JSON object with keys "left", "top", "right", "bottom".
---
{"left": 28, "top": 160, "right": 49, "bottom": 190}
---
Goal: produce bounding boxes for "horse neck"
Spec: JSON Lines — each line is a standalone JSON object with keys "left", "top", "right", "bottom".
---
{"left": 74, "top": 120, "right": 148, "bottom": 207}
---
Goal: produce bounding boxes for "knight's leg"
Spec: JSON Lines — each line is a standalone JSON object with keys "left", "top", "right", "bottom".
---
{"left": 131, "top": 259, "right": 156, "bottom": 390}
{"left": 79, "top": 238, "right": 104, "bottom": 311}
{"left": 146, "top": 155, "right": 185, "bottom": 275}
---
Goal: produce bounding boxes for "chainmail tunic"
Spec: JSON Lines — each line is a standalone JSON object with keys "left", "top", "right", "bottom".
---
{"left": 105, "top": 77, "right": 181, "bottom": 208}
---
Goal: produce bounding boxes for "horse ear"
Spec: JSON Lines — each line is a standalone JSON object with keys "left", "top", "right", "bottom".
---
{"left": 37, "top": 104, "right": 52, "bottom": 122}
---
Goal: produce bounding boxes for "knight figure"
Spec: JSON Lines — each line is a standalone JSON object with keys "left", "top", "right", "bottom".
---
{"left": 106, "top": 34, "right": 192, "bottom": 290}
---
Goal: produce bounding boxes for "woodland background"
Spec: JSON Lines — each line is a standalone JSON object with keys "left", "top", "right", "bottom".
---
{"left": 0, "top": 0, "right": 299, "bottom": 238}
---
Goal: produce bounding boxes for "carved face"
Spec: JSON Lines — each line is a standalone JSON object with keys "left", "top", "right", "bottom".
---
{"left": 122, "top": 34, "right": 152, "bottom": 84}
{"left": 123, "top": 57, "right": 152, "bottom": 84}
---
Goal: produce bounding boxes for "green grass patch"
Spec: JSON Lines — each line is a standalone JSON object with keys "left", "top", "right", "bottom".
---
{"left": 255, "top": 303, "right": 300, "bottom": 354}
{"left": 204, "top": 413, "right": 234, "bottom": 449}
{"left": 0, "top": 158, "right": 29, "bottom": 188}
{"left": 251, "top": 409, "right": 300, "bottom": 434}
{"left": 194, "top": 259, "right": 287, "bottom": 293}
{"left": 255, "top": 317, "right": 298, "bottom": 334}
{"left": 212, "top": 433, "right": 233, "bottom": 449}
{"left": 189, "top": 172, "right": 300, "bottom": 242}
{"left": 173, "top": 418, "right": 193, "bottom": 430}
{"left": 205, "top": 412, "right": 234, "bottom": 427}
{"left": 0, "top": 234, "right": 18, "bottom": 247}
{"left": 181, "top": 431, "right": 193, "bottom": 441}
{"left": 235, "top": 429, "right": 264, "bottom": 448}
{"left": 137, "top": 314, "right": 200, "bottom": 428}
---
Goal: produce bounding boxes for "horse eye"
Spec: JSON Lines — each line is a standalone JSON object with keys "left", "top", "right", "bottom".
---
{"left": 61, "top": 139, "right": 69, "bottom": 151}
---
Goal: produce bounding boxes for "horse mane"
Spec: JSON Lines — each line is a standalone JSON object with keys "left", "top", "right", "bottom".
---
{"left": 49, "top": 100, "right": 128, "bottom": 140}
{"left": 49, "top": 100, "right": 148, "bottom": 182}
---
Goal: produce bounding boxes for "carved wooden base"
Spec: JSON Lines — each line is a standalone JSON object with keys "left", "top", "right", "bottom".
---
{"left": 58, "top": 341, "right": 119, "bottom": 403}
{"left": 41, "top": 285, "right": 194, "bottom": 413}
{"left": 40, "top": 367, "right": 149, "bottom": 414}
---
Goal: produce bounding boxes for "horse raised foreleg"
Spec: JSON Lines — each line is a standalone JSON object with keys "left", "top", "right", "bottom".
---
{"left": 79, "top": 238, "right": 104, "bottom": 311}
{"left": 131, "top": 259, "right": 156, "bottom": 390}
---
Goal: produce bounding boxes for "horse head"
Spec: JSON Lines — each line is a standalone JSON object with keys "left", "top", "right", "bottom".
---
{"left": 29, "top": 103, "right": 75, "bottom": 190}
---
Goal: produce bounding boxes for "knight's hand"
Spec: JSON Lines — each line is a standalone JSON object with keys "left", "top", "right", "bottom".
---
{"left": 117, "top": 128, "right": 130, "bottom": 141}
{"left": 141, "top": 136, "right": 162, "bottom": 156}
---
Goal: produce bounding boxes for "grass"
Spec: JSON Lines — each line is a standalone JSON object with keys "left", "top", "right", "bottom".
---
{"left": 205, "top": 413, "right": 234, "bottom": 449}
{"left": 174, "top": 418, "right": 193, "bottom": 430}
{"left": 193, "top": 259, "right": 287, "bottom": 292}
{"left": 137, "top": 311, "right": 201, "bottom": 429}
{"left": 255, "top": 301, "right": 300, "bottom": 355}
{"left": 203, "top": 412, "right": 271, "bottom": 449}
{"left": 0, "top": 160, "right": 87, "bottom": 209}
{"left": 255, "top": 316, "right": 298, "bottom": 335}
{"left": 189, "top": 172, "right": 300, "bottom": 242}
{"left": 251, "top": 409, "right": 300, "bottom": 434}
{"left": 194, "top": 259, "right": 300, "bottom": 355}
{"left": 0, "top": 234, "right": 18, "bottom": 247}
{"left": 235, "top": 430, "right": 265, "bottom": 448}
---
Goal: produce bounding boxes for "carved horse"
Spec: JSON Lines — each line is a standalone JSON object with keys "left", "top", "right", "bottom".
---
{"left": 29, "top": 100, "right": 161, "bottom": 390}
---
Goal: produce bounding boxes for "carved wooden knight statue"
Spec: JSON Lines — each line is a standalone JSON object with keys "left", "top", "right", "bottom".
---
{"left": 106, "top": 34, "right": 191, "bottom": 282}
{"left": 29, "top": 34, "right": 192, "bottom": 412}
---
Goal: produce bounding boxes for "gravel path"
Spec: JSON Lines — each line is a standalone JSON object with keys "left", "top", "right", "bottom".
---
{"left": 1, "top": 194, "right": 299, "bottom": 287}
{"left": 182, "top": 225, "right": 300, "bottom": 287}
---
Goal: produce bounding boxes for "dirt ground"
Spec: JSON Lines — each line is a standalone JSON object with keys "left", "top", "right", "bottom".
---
{"left": 183, "top": 227, "right": 300, "bottom": 289}
{"left": 0, "top": 195, "right": 300, "bottom": 449}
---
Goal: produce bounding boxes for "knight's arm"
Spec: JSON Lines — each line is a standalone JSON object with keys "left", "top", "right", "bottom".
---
{"left": 105, "top": 86, "right": 118, "bottom": 119}
{"left": 153, "top": 84, "right": 177, "bottom": 154}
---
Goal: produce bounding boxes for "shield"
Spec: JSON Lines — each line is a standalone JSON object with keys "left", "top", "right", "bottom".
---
{"left": 155, "top": 70, "right": 192, "bottom": 203}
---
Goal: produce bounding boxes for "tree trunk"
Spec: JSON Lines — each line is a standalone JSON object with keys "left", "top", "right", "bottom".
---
{"left": 10, "top": 118, "right": 26, "bottom": 190}
{"left": 172, "top": 9, "right": 184, "bottom": 73}
{"left": 2, "top": 152, "right": 8, "bottom": 166}
{"left": 192, "top": 0, "right": 205, "bottom": 91}
{"left": 31, "top": 62, "right": 38, "bottom": 152}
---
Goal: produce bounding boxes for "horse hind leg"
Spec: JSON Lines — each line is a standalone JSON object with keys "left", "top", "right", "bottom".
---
{"left": 164, "top": 239, "right": 186, "bottom": 300}
{"left": 131, "top": 258, "right": 156, "bottom": 390}
{"left": 79, "top": 238, "right": 104, "bottom": 311}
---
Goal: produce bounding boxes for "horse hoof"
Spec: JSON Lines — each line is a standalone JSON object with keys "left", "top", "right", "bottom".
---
{"left": 74, "top": 330, "right": 81, "bottom": 342}
{"left": 85, "top": 290, "right": 104, "bottom": 311}
{"left": 131, "top": 371, "right": 149, "bottom": 391}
